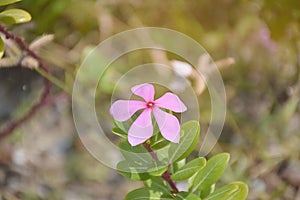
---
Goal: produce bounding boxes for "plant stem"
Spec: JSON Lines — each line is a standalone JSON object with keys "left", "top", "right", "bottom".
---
{"left": 143, "top": 142, "right": 158, "bottom": 161}
{"left": 161, "top": 170, "right": 179, "bottom": 194}
{"left": 143, "top": 143, "right": 179, "bottom": 194}
{"left": 0, "top": 25, "right": 51, "bottom": 140}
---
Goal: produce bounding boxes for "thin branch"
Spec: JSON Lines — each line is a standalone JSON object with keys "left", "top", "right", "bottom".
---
{"left": 143, "top": 143, "right": 179, "bottom": 194}
{"left": 0, "top": 25, "right": 51, "bottom": 140}
{"left": 143, "top": 142, "right": 159, "bottom": 161}
{"left": 161, "top": 170, "right": 179, "bottom": 194}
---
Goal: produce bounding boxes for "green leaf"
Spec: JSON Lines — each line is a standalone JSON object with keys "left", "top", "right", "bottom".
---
{"left": 204, "top": 184, "right": 238, "bottom": 200}
{"left": 125, "top": 187, "right": 172, "bottom": 200}
{"left": 112, "top": 127, "right": 127, "bottom": 139}
{"left": 0, "top": 9, "right": 31, "bottom": 24}
{"left": 117, "top": 160, "right": 150, "bottom": 181}
{"left": 0, "top": 14, "right": 15, "bottom": 24}
{"left": 151, "top": 136, "right": 170, "bottom": 150}
{"left": 144, "top": 177, "right": 172, "bottom": 194}
{"left": 0, "top": 36, "right": 4, "bottom": 59}
{"left": 171, "top": 159, "right": 186, "bottom": 174}
{"left": 171, "top": 157, "right": 206, "bottom": 181}
{"left": 168, "top": 121, "right": 200, "bottom": 163}
{"left": 118, "top": 141, "right": 167, "bottom": 176}
{"left": 200, "top": 184, "right": 215, "bottom": 199}
{"left": 156, "top": 145, "right": 170, "bottom": 163}
{"left": 0, "top": 0, "right": 21, "bottom": 6}
{"left": 175, "top": 192, "right": 201, "bottom": 200}
{"left": 192, "top": 153, "right": 230, "bottom": 192}
{"left": 118, "top": 141, "right": 154, "bottom": 171}
{"left": 148, "top": 164, "right": 168, "bottom": 176}
{"left": 113, "top": 118, "right": 130, "bottom": 134}
{"left": 225, "top": 182, "right": 248, "bottom": 200}
{"left": 204, "top": 182, "right": 248, "bottom": 200}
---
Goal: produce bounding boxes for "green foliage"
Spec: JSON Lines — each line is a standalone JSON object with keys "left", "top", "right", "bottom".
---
{"left": 0, "top": 36, "right": 4, "bottom": 59}
{"left": 112, "top": 127, "right": 127, "bottom": 139}
{"left": 125, "top": 187, "right": 172, "bottom": 200}
{"left": 0, "top": 0, "right": 31, "bottom": 62}
{"left": 117, "top": 141, "right": 167, "bottom": 180}
{"left": 0, "top": 0, "right": 21, "bottom": 6}
{"left": 151, "top": 132, "right": 171, "bottom": 150}
{"left": 117, "top": 160, "right": 151, "bottom": 181}
{"left": 204, "top": 182, "right": 248, "bottom": 200}
{"left": 144, "top": 177, "right": 170, "bottom": 193}
{"left": 171, "top": 157, "right": 206, "bottom": 181}
{"left": 0, "top": 9, "right": 31, "bottom": 24}
{"left": 191, "top": 153, "right": 230, "bottom": 193}
{"left": 113, "top": 120, "right": 248, "bottom": 199}
{"left": 118, "top": 141, "right": 154, "bottom": 171}
{"left": 113, "top": 118, "right": 130, "bottom": 135}
{"left": 0, "top": 0, "right": 31, "bottom": 25}
{"left": 175, "top": 192, "right": 201, "bottom": 200}
{"left": 168, "top": 121, "right": 200, "bottom": 162}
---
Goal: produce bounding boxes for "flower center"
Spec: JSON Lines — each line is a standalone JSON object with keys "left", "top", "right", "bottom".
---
{"left": 146, "top": 102, "right": 155, "bottom": 108}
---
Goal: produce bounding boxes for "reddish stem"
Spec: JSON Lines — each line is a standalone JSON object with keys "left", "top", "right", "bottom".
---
{"left": 161, "top": 170, "right": 179, "bottom": 194}
{"left": 0, "top": 25, "right": 51, "bottom": 140}
{"left": 143, "top": 142, "right": 158, "bottom": 161}
{"left": 143, "top": 143, "right": 179, "bottom": 194}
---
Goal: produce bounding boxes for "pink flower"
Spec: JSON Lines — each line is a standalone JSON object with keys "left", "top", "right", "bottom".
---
{"left": 110, "top": 83, "right": 187, "bottom": 146}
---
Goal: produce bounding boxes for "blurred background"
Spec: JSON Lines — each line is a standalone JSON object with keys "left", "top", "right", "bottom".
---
{"left": 0, "top": 0, "right": 299, "bottom": 199}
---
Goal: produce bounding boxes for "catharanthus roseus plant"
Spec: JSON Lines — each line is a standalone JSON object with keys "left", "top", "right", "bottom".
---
{"left": 111, "top": 83, "right": 248, "bottom": 200}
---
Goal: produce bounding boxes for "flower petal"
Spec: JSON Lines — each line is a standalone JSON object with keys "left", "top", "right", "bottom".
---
{"left": 131, "top": 83, "right": 155, "bottom": 102}
{"left": 155, "top": 92, "right": 187, "bottom": 112}
{"left": 153, "top": 107, "right": 180, "bottom": 143}
{"left": 128, "top": 109, "right": 153, "bottom": 146}
{"left": 110, "top": 100, "right": 146, "bottom": 122}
